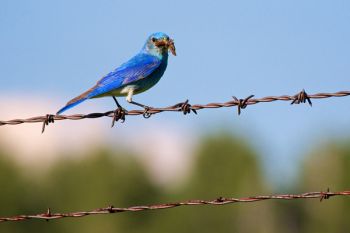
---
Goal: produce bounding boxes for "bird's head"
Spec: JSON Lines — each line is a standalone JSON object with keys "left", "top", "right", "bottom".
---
{"left": 143, "top": 32, "right": 176, "bottom": 57}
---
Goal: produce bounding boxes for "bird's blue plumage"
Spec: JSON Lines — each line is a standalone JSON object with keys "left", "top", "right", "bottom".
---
{"left": 56, "top": 98, "right": 86, "bottom": 115}
{"left": 57, "top": 32, "right": 175, "bottom": 114}
{"left": 88, "top": 53, "right": 163, "bottom": 98}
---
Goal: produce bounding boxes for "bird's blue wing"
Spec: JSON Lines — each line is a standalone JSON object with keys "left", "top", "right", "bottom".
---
{"left": 57, "top": 53, "right": 161, "bottom": 114}
{"left": 88, "top": 53, "right": 161, "bottom": 97}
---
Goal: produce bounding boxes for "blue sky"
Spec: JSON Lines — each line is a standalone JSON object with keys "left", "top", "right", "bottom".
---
{"left": 1, "top": 0, "right": 349, "bottom": 184}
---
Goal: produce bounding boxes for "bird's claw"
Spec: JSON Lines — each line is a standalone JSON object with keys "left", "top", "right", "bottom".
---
{"left": 111, "top": 107, "right": 127, "bottom": 127}
{"left": 142, "top": 106, "right": 153, "bottom": 119}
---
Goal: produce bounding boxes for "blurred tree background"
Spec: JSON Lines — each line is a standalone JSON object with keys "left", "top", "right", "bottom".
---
{"left": 0, "top": 132, "right": 349, "bottom": 233}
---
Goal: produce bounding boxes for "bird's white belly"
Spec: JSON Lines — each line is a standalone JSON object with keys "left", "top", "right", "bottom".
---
{"left": 99, "top": 85, "right": 137, "bottom": 97}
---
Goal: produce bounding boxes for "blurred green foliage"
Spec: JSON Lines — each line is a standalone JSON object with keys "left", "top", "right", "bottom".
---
{"left": 298, "top": 142, "right": 350, "bottom": 233}
{"left": 0, "top": 133, "right": 349, "bottom": 233}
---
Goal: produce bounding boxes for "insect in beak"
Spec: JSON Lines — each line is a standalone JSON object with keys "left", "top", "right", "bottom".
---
{"left": 168, "top": 39, "right": 176, "bottom": 56}
{"left": 154, "top": 38, "right": 176, "bottom": 56}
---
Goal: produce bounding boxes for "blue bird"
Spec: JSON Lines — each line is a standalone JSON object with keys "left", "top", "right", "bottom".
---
{"left": 57, "top": 32, "right": 176, "bottom": 115}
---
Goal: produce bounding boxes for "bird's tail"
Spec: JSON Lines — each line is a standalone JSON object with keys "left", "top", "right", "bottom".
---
{"left": 56, "top": 88, "right": 94, "bottom": 115}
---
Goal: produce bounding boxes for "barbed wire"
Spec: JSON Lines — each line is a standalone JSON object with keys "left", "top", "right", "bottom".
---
{"left": 0, "top": 89, "right": 349, "bottom": 133}
{"left": 0, "top": 189, "right": 349, "bottom": 222}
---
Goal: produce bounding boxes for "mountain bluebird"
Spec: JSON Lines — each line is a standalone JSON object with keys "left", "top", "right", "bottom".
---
{"left": 57, "top": 32, "right": 176, "bottom": 114}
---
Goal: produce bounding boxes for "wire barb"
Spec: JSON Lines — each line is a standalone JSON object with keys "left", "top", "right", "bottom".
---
{"left": 320, "top": 188, "right": 331, "bottom": 202}
{"left": 111, "top": 108, "right": 127, "bottom": 127}
{"left": 45, "top": 208, "right": 51, "bottom": 222}
{"left": 232, "top": 95, "right": 255, "bottom": 115}
{"left": 291, "top": 89, "right": 312, "bottom": 106}
{"left": 107, "top": 205, "right": 115, "bottom": 213}
{"left": 179, "top": 100, "right": 197, "bottom": 115}
{"left": 1, "top": 189, "right": 350, "bottom": 223}
{"left": 1, "top": 89, "right": 349, "bottom": 132}
{"left": 42, "top": 114, "right": 55, "bottom": 133}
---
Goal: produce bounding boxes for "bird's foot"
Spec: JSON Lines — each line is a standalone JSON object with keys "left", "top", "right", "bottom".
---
{"left": 111, "top": 107, "right": 128, "bottom": 127}
{"left": 142, "top": 106, "right": 154, "bottom": 119}
{"left": 129, "top": 100, "right": 152, "bottom": 110}
{"left": 128, "top": 100, "right": 154, "bottom": 118}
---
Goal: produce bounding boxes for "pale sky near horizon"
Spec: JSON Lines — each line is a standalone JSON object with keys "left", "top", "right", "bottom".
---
{"left": 1, "top": 0, "right": 350, "bottom": 184}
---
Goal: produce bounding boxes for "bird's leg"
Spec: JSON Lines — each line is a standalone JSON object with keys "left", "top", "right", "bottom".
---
{"left": 129, "top": 100, "right": 151, "bottom": 109}
{"left": 111, "top": 96, "right": 127, "bottom": 127}
{"left": 112, "top": 96, "right": 123, "bottom": 109}
{"left": 129, "top": 100, "right": 154, "bottom": 119}
{"left": 126, "top": 90, "right": 152, "bottom": 110}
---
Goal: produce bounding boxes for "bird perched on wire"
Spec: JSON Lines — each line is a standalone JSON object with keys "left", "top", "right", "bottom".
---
{"left": 57, "top": 32, "right": 176, "bottom": 115}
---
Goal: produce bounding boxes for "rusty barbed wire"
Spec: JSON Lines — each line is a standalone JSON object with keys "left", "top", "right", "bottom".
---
{"left": 0, "top": 189, "right": 349, "bottom": 222}
{"left": 0, "top": 89, "right": 349, "bottom": 133}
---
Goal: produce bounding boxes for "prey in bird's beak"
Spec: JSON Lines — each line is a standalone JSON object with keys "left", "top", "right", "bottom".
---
{"left": 154, "top": 38, "right": 177, "bottom": 56}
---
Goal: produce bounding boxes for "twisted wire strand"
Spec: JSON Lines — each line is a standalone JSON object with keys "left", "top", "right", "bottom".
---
{"left": 0, "top": 190, "right": 349, "bottom": 222}
{"left": 0, "top": 90, "right": 349, "bottom": 133}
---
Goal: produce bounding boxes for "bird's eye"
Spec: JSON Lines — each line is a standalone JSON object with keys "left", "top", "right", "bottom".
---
{"left": 151, "top": 37, "right": 157, "bottom": 43}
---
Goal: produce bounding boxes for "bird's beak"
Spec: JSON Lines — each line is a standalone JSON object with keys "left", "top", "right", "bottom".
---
{"left": 155, "top": 38, "right": 176, "bottom": 56}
